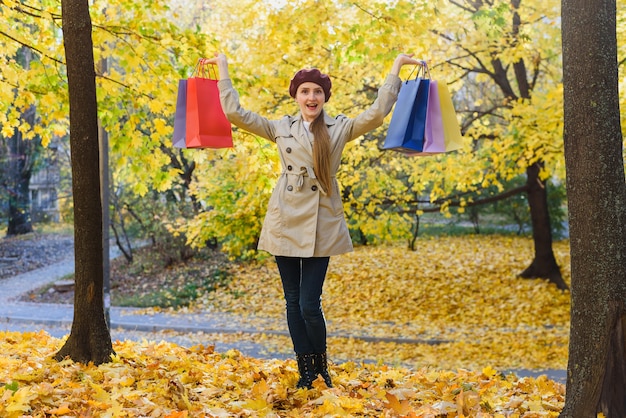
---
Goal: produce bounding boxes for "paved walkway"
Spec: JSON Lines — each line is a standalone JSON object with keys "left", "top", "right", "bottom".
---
{"left": 0, "top": 254, "right": 292, "bottom": 358}
{"left": 0, "top": 253, "right": 566, "bottom": 383}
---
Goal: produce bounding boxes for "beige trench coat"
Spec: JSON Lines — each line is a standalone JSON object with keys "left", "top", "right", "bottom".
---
{"left": 218, "top": 74, "right": 402, "bottom": 258}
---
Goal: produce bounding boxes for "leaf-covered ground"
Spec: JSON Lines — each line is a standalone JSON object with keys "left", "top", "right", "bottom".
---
{"left": 1, "top": 331, "right": 565, "bottom": 417}
{"left": 1, "top": 235, "right": 571, "bottom": 416}
{"left": 194, "top": 235, "right": 571, "bottom": 373}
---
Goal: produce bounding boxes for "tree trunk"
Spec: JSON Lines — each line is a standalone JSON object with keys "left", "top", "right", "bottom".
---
{"left": 509, "top": 0, "right": 567, "bottom": 290}
{"left": 464, "top": 0, "right": 568, "bottom": 290}
{"left": 55, "top": 0, "right": 113, "bottom": 365}
{"left": 518, "top": 162, "right": 568, "bottom": 290}
{"left": 560, "top": 0, "right": 626, "bottom": 414}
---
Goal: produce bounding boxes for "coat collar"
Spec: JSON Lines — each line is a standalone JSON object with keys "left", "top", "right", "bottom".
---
{"left": 289, "top": 111, "right": 336, "bottom": 154}
{"left": 290, "top": 110, "right": 336, "bottom": 127}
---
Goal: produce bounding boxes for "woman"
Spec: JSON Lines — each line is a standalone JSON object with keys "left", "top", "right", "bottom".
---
{"left": 204, "top": 53, "right": 421, "bottom": 389}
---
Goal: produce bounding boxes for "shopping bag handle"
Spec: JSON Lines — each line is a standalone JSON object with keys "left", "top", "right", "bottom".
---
{"left": 405, "top": 60, "right": 430, "bottom": 82}
{"left": 191, "top": 59, "right": 219, "bottom": 79}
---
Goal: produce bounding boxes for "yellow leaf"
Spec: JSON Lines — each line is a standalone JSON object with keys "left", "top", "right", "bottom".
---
{"left": 5, "top": 387, "right": 37, "bottom": 413}
{"left": 385, "top": 392, "right": 413, "bottom": 415}
{"left": 164, "top": 412, "right": 188, "bottom": 418}
{"left": 482, "top": 365, "right": 499, "bottom": 378}
{"left": 241, "top": 397, "right": 269, "bottom": 411}
{"left": 47, "top": 402, "right": 72, "bottom": 415}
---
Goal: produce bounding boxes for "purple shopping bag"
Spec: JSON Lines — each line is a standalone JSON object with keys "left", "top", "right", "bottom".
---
{"left": 422, "top": 80, "right": 446, "bottom": 153}
{"left": 172, "top": 79, "right": 187, "bottom": 148}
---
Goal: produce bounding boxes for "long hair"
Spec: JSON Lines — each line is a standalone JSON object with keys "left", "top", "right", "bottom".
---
{"left": 310, "top": 112, "right": 332, "bottom": 196}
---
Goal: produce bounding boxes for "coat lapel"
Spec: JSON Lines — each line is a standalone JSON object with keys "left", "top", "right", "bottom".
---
{"left": 290, "top": 111, "right": 337, "bottom": 156}
{"left": 290, "top": 115, "right": 313, "bottom": 155}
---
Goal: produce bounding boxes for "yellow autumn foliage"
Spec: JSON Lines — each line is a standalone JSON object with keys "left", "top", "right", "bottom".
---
{"left": 3, "top": 0, "right": 624, "bottom": 258}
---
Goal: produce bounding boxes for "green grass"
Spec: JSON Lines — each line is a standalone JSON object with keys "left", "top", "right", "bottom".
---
{"left": 112, "top": 267, "right": 230, "bottom": 309}
{"left": 34, "top": 222, "right": 74, "bottom": 236}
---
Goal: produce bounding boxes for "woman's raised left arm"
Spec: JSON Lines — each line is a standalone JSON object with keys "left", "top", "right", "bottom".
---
{"left": 347, "top": 53, "right": 423, "bottom": 140}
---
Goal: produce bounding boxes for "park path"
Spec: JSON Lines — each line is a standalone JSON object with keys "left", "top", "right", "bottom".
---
{"left": 0, "top": 252, "right": 286, "bottom": 358}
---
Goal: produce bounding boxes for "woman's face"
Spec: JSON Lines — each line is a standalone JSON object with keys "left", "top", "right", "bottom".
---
{"left": 295, "top": 82, "right": 325, "bottom": 122}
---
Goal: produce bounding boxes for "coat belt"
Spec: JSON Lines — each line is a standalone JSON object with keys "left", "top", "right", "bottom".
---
{"left": 283, "top": 167, "right": 329, "bottom": 195}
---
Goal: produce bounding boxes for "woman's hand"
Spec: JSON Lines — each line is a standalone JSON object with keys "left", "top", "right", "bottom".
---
{"left": 201, "top": 53, "right": 230, "bottom": 80}
{"left": 390, "top": 53, "right": 424, "bottom": 76}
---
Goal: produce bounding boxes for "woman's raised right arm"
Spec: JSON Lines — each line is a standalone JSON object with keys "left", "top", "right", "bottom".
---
{"left": 201, "top": 54, "right": 277, "bottom": 141}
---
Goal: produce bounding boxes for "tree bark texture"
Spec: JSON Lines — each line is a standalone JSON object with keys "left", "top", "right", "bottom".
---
{"left": 561, "top": 0, "right": 626, "bottom": 415}
{"left": 55, "top": 0, "right": 114, "bottom": 365}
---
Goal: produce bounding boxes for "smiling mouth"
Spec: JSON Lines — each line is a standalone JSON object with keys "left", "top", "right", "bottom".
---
{"left": 306, "top": 104, "right": 318, "bottom": 110}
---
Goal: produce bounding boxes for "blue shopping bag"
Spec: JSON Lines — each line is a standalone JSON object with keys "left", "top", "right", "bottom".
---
{"left": 383, "top": 75, "right": 430, "bottom": 153}
{"left": 408, "top": 78, "right": 430, "bottom": 151}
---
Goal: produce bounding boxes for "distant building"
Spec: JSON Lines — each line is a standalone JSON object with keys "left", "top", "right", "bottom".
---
{"left": 29, "top": 143, "right": 61, "bottom": 222}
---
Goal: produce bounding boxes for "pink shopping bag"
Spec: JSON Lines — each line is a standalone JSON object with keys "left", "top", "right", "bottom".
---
{"left": 422, "top": 80, "right": 446, "bottom": 153}
{"left": 172, "top": 79, "right": 188, "bottom": 148}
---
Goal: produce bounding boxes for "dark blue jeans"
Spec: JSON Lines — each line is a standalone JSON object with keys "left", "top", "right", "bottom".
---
{"left": 275, "top": 256, "right": 330, "bottom": 355}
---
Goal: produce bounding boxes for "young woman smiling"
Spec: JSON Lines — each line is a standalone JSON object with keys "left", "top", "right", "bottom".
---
{"left": 203, "top": 52, "right": 421, "bottom": 389}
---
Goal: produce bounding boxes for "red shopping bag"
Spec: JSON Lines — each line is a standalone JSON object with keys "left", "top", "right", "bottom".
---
{"left": 184, "top": 62, "right": 233, "bottom": 149}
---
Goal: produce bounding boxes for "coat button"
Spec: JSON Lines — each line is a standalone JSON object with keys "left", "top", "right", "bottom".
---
{"left": 287, "top": 165, "right": 293, "bottom": 171}
{"left": 287, "top": 185, "right": 293, "bottom": 191}
{"left": 311, "top": 185, "right": 318, "bottom": 191}
{"left": 286, "top": 147, "right": 292, "bottom": 153}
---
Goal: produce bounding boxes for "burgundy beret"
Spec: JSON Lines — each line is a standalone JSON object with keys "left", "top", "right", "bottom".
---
{"left": 289, "top": 68, "right": 332, "bottom": 102}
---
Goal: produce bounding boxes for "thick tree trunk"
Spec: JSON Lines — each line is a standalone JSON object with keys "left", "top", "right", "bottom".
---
{"left": 518, "top": 162, "right": 568, "bottom": 290}
{"left": 560, "top": 0, "right": 626, "bottom": 414}
{"left": 55, "top": 0, "right": 113, "bottom": 364}
{"left": 54, "top": 274, "right": 114, "bottom": 363}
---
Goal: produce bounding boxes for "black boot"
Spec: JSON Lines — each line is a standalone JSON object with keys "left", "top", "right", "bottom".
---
{"left": 314, "top": 352, "right": 333, "bottom": 387}
{"left": 295, "top": 353, "right": 316, "bottom": 389}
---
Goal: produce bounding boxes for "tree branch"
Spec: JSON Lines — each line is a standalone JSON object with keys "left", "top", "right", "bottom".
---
{"left": 0, "top": 30, "right": 65, "bottom": 66}
{"left": 417, "top": 184, "right": 530, "bottom": 213}
{"left": 369, "top": 183, "right": 530, "bottom": 216}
